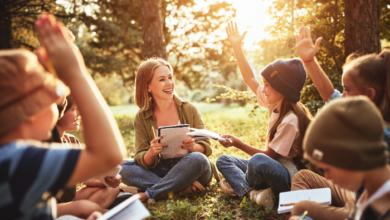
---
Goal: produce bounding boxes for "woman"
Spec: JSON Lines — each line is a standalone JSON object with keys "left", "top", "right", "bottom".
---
{"left": 120, "top": 58, "right": 213, "bottom": 203}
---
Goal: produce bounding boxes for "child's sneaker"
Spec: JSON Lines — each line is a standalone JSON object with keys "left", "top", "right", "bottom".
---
{"left": 219, "top": 179, "right": 237, "bottom": 197}
{"left": 249, "top": 188, "right": 275, "bottom": 208}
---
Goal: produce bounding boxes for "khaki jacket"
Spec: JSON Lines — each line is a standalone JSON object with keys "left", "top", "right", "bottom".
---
{"left": 133, "top": 95, "right": 212, "bottom": 169}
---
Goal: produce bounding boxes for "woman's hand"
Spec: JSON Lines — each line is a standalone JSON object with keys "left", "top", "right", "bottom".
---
{"left": 219, "top": 134, "right": 239, "bottom": 148}
{"left": 226, "top": 21, "right": 247, "bottom": 47}
{"left": 295, "top": 26, "right": 322, "bottom": 61}
{"left": 105, "top": 174, "right": 122, "bottom": 188}
{"left": 148, "top": 136, "right": 167, "bottom": 157}
{"left": 182, "top": 136, "right": 195, "bottom": 152}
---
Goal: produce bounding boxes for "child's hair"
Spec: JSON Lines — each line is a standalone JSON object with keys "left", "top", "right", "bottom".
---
{"left": 269, "top": 99, "right": 313, "bottom": 159}
{"left": 134, "top": 57, "right": 173, "bottom": 112}
{"left": 343, "top": 50, "right": 390, "bottom": 122}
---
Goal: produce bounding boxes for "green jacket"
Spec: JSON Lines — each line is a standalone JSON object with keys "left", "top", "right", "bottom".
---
{"left": 133, "top": 95, "right": 212, "bottom": 169}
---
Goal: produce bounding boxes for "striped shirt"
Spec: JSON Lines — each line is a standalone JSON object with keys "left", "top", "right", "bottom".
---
{"left": 0, "top": 140, "right": 80, "bottom": 220}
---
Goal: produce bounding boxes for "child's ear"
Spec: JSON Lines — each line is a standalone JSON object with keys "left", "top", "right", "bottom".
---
{"left": 366, "top": 87, "right": 376, "bottom": 101}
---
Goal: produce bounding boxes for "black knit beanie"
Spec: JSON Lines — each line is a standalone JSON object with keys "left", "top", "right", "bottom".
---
{"left": 303, "top": 96, "right": 388, "bottom": 170}
{"left": 261, "top": 58, "right": 306, "bottom": 102}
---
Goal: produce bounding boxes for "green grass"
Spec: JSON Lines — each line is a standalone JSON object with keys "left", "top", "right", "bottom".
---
{"left": 71, "top": 103, "right": 285, "bottom": 220}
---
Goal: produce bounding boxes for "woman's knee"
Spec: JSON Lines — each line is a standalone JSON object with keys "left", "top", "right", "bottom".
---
{"left": 187, "top": 152, "right": 209, "bottom": 165}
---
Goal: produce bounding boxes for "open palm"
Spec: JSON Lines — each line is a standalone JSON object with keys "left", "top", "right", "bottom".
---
{"left": 226, "top": 21, "right": 247, "bottom": 46}
{"left": 295, "top": 26, "right": 322, "bottom": 61}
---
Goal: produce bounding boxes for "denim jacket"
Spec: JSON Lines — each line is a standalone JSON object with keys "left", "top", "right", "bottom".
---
{"left": 133, "top": 95, "right": 212, "bottom": 169}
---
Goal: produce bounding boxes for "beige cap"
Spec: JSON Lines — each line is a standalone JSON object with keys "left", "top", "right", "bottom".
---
{"left": 0, "top": 49, "right": 69, "bottom": 135}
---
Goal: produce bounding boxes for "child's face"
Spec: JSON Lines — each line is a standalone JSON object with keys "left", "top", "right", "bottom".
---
{"left": 314, "top": 160, "right": 364, "bottom": 192}
{"left": 261, "top": 77, "right": 284, "bottom": 105}
{"left": 27, "top": 103, "right": 59, "bottom": 140}
{"left": 57, "top": 104, "right": 80, "bottom": 132}
{"left": 341, "top": 69, "right": 363, "bottom": 98}
{"left": 147, "top": 65, "right": 175, "bottom": 101}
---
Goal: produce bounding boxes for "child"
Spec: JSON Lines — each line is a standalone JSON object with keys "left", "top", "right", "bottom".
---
{"left": 0, "top": 13, "right": 125, "bottom": 220}
{"left": 291, "top": 96, "right": 390, "bottom": 220}
{"left": 55, "top": 96, "right": 122, "bottom": 219}
{"left": 289, "top": 25, "right": 390, "bottom": 220}
{"left": 216, "top": 21, "right": 312, "bottom": 208}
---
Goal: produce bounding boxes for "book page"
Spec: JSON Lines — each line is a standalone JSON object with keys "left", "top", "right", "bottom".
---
{"left": 97, "top": 194, "right": 150, "bottom": 220}
{"left": 277, "top": 188, "right": 331, "bottom": 214}
{"left": 160, "top": 127, "right": 190, "bottom": 159}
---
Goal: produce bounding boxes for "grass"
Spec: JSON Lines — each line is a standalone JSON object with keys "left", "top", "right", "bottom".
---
{"left": 71, "top": 103, "right": 285, "bottom": 220}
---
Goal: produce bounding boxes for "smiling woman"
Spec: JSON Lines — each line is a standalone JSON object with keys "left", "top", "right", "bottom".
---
{"left": 120, "top": 57, "right": 216, "bottom": 203}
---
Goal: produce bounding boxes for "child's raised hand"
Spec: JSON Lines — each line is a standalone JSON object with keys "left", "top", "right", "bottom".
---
{"left": 35, "top": 13, "right": 85, "bottom": 83}
{"left": 295, "top": 26, "right": 322, "bottom": 62}
{"left": 226, "top": 21, "right": 247, "bottom": 47}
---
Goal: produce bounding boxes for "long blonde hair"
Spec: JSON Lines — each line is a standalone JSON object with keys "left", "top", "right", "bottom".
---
{"left": 134, "top": 58, "right": 173, "bottom": 112}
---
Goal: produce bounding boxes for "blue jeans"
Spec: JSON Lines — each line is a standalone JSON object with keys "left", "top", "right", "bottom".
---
{"left": 120, "top": 152, "right": 212, "bottom": 200}
{"left": 216, "top": 153, "right": 290, "bottom": 198}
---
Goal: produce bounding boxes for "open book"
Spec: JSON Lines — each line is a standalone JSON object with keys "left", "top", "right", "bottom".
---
{"left": 97, "top": 194, "right": 150, "bottom": 220}
{"left": 157, "top": 125, "right": 230, "bottom": 159}
{"left": 186, "top": 128, "right": 232, "bottom": 143}
{"left": 277, "top": 188, "right": 331, "bottom": 214}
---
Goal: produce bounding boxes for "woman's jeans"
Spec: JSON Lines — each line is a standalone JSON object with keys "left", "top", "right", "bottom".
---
{"left": 216, "top": 153, "right": 290, "bottom": 198}
{"left": 120, "top": 152, "right": 212, "bottom": 200}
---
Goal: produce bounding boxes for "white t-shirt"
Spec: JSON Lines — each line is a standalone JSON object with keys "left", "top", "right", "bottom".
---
{"left": 257, "top": 84, "right": 300, "bottom": 158}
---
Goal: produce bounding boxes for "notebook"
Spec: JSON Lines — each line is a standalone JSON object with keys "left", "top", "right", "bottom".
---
{"left": 158, "top": 124, "right": 190, "bottom": 159}
{"left": 97, "top": 194, "right": 150, "bottom": 220}
{"left": 277, "top": 188, "right": 332, "bottom": 214}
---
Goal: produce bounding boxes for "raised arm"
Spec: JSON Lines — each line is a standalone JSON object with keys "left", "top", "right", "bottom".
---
{"left": 295, "top": 26, "right": 335, "bottom": 101}
{"left": 227, "top": 21, "right": 260, "bottom": 94}
{"left": 35, "top": 14, "right": 126, "bottom": 187}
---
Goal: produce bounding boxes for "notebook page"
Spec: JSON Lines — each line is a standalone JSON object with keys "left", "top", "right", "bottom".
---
{"left": 160, "top": 127, "right": 190, "bottom": 159}
{"left": 277, "top": 188, "right": 331, "bottom": 214}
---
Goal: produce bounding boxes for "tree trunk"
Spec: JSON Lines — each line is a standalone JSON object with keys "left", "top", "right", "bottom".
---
{"left": 0, "top": 1, "right": 13, "bottom": 49}
{"left": 141, "top": 0, "right": 167, "bottom": 59}
{"left": 345, "top": 0, "right": 380, "bottom": 57}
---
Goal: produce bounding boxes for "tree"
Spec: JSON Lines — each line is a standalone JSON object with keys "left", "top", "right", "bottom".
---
{"left": 79, "top": 0, "right": 236, "bottom": 89}
{"left": 0, "top": 0, "right": 73, "bottom": 50}
{"left": 141, "top": 0, "right": 167, "bottom": 59}
{"left": 262, "top": 0, "right": 390, "bottom": 114}
{"left": 345, "top": 0, "right": 381, "bottom": 56}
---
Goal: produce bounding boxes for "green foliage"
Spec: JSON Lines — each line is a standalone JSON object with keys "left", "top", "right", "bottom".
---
{"left": 76, "top": 0, "right": 237, "bottom": 90}
{"left": 204, "top": 84, "right": 261, "bottom": 117}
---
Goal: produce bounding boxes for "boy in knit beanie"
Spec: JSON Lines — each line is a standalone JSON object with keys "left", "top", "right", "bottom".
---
{"left": 0, "top": 14, "right": 125, "bottom": 220}
{"left": 290, "top": 96, "right": 390, "bottom": 220}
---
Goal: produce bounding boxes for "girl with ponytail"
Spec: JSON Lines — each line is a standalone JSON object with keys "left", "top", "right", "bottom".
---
{"left": 289, "top": 26, "right": 390, "bottom": 220}
{"left": 215, "top": 22, "right": 313, "bottom": 208}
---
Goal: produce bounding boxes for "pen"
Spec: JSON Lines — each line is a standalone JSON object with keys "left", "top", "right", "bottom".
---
{"left": 300, "top": 210, "right": 308, "bottom": 220}
{"left": 151, "top": 126, "right": 161, "bottom": 161}
{"left": 280, "top": 202, "right": 297, "bottom": 206}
